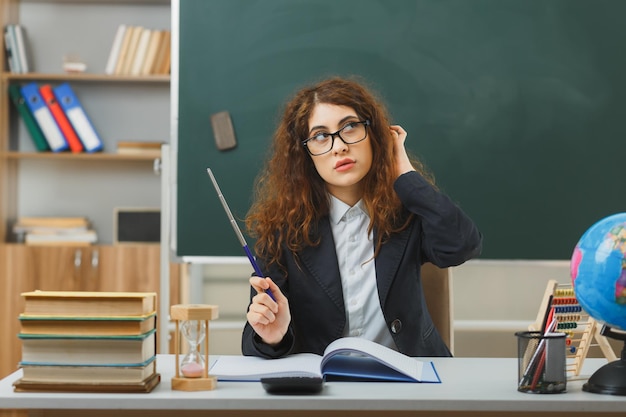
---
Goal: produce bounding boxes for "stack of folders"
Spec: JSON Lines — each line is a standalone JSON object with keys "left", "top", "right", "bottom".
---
{"left": 9, "top": 82, "right": 103, "bottom": 153}
{"left": 105, "top": 24, "right": 171, "bottom": 76}
{"left": 13, "top": 291, "right": 160, "bottom": 393}
{"left": 13, "top": 217, "right": 98, "bottom": 246}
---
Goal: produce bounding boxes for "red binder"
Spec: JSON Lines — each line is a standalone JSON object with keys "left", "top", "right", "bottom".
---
{"left": 39, "top": 84, "right": 83, "bottom": 153}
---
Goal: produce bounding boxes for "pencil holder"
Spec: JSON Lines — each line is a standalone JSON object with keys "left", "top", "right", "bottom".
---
{"left": 516, "top": 331, "right": 567, "bottom": 394}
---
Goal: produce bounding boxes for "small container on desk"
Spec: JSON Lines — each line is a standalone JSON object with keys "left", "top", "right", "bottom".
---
{"left": 516, "top": 331, "right": 567, "bottom": 394}
{"left": 170, "top": 304, "right": 219, "bottom": 391}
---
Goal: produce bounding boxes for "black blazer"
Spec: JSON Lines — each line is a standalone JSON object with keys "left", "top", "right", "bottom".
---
{"left": 242, "top": 171, "right": 482, "bottom": 358}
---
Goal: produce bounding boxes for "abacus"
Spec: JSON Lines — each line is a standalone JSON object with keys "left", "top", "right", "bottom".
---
{"left": 530, "top": 280, "right": 617, "bottom": 377}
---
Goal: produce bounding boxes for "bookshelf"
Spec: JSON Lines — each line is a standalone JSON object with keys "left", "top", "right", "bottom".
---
{"left": 0, "top": 0, "right": 178, "bottom": 392}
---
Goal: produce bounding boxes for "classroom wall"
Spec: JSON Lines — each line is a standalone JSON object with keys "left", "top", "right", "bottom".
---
{"left": 198, "top": 259, "right": 620, "bottom": 358}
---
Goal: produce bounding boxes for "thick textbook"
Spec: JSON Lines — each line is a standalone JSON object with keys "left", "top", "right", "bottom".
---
{"left": 210, "top": 337, "right": 441, "bottom": 383}
{"left": 53, "top": 82, "right": 103, "bottom": 152}
{"left": 19, "top": 329, "right": 156, "bottom": 366}
{"left": 8, "top": 84, "right": 49, "bottom": 151}
{"left": 19, "top": 356, "right": 156, "bottom": 384}
{"left": 13, "top": 372, "right": 160, "bottom": 393}
{"left": 20, "top": 82, "right": 68, "bottom": 152}
{"left": 21, "top": 290, "right": 157, "bottom": 317}
{"left": 19, "top": 312, "right": 156, "bottom": 336}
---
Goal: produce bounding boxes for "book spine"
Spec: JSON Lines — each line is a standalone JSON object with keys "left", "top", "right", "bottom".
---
{"left": 105, "top": 24, "right": 127, "bottom": 75}
{"left": 130, "top": 28, "right": 151, "bottom": 76}
{"left": 114, "top": 25, "right": 135, "bottom": 75}
{"left": 14, "top": 24, "right": 29, "bottom": 73}
{"left": 53, "top": 83, "right": 103, "bottom": 152}
{"left": 120, "top": 26, "right": 143, "bottom": 75}
{"left": 141, "top": 30, "right": 161, "bottom": 76}
{"left": 20, "top": 82, "right": 69, "bottom": 152}
{"left": 4, "top": 25, "right": 19, "bottom": 73}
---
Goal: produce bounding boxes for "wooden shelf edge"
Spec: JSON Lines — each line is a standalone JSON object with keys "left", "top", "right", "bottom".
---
{"left": 1, "top": 72, "right": 170, "bottom": 83}
{"left": 0, "top": 242, "right": 160, "bottom": 248}
{"left": 1, "top": 151, "right": 161, "bottom": 161}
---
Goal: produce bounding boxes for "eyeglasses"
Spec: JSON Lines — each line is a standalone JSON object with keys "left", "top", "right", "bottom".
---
{"left": 302, "top": 120, "right": 370, "bottom": 156}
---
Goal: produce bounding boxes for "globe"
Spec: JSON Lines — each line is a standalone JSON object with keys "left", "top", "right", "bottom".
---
{"left": 570, "top": 213, "right": 626, "bottom": 331}
{"left": 570, "top": 212, "right": 626, "bottom": 395}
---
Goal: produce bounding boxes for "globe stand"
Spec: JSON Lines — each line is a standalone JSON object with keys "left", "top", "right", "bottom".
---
{"left": 583, "top": 325, "right": 626, "bottom": 395}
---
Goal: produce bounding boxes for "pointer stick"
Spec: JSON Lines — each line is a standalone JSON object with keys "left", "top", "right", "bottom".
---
{"left": 206, "top": 168, "right": 276, "bottom": 301}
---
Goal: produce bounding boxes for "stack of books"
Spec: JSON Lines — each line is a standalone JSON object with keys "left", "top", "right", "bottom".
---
{"left": 13, "top": 291, "right": 160, "bottom": 393}
{"left": 3, "top": 24, "right": 30, "bottom": 74}
{"left": 9, "top": 82, "right": 104, "bottom": 153}
{"left": 105, "top": 24, "right": 171, "bottom": 76}
{"left": 13, "top": 217, "right": 98, "bottom": 246}
{"left": 116, "top": 140, "right": 163, "bottom": 157}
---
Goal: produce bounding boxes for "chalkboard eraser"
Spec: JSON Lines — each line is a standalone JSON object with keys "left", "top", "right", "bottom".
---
{"left": 210, "top": 111, "right": 237, "bottom": 151}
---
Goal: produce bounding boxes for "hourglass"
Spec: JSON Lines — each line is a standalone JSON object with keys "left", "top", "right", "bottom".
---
{"left": 170, "top": 304, "right": 219, "bottom": 391}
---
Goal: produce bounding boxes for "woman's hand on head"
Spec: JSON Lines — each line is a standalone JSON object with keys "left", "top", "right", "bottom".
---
{"left": 246, "top": 276, "right": 291, "bottom": 346}
{"left": 389, "top": 125, "right": 415, "bottom": 177}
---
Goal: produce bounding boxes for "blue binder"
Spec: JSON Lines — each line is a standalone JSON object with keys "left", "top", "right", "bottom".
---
{"left": 53, "top": 83, "right": 103, "bottom": 153}
{"left": 20, "top": 82, "right": 68, "bottom": 152}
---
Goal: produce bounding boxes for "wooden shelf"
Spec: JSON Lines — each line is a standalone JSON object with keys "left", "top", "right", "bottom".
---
{"left": 2, "top": 151, "right": 161, "bottom": 161}
{"left": 1, "top": 72, "right": 170, "bottom": 83}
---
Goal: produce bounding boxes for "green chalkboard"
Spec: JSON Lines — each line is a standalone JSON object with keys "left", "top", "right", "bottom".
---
{"left": 177, "top": 0, "right": 626, "bottom": 259}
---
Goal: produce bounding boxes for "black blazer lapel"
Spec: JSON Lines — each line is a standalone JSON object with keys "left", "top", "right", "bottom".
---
{"left": 298, "top": 218, "right": 345, "bottom": 310}
{"left": 374, "top": 222, "right": 413, "bottom": 304}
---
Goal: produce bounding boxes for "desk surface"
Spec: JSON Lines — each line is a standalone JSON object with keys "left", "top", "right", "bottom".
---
{"left": 0, "top": 355, "right": 624, "bottom": 416}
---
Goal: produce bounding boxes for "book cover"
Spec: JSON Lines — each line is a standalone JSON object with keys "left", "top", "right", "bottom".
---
{"left": 19, "top": 329, "right": 156, "bottom": 366}
{"left": 19, "top": 356, "right": 157, "bottom": 384}
{"left": 209, "top": 337, "right": 441, "bottom": 383}
{"left": 8, "top": 84, "right": 49, "bottom": 151}
{"left": 21, "top": 290, "right": 157, "bottom": 317}
{"left": 14, "top": 24, "right": 29, "bottom": 73}
{"left": 39, "top": 84, "right": 83, "bottom": 153}
{"left": 53, "top": 82, "right": 103, "bottom": 152}
{"left": 13, "top": 371, "right": 160, "bottom": 393}
{"left": 19, "top": 312, "right": 156, "bottom": 336}
{"left": 130, "top": 28, "right": 151, "bottom": 76}
{"left": 20, "top": 82, "right": 69, "bottom": 152}
{"left": 105, "top": 24, "right": 127, "bottom": 75}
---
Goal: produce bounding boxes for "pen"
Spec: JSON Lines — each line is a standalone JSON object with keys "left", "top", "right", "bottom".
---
{"left": 206, "top": 168, "right": 276, "bottom": 301}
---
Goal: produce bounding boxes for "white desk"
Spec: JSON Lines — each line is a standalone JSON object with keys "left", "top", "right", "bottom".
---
{"left": 0, "top": 355, "right": 624, "bottom": 417}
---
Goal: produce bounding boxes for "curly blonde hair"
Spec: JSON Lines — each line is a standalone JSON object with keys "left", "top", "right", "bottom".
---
{"left": 246, "top": 76, "right": 433, "bottom": 271}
